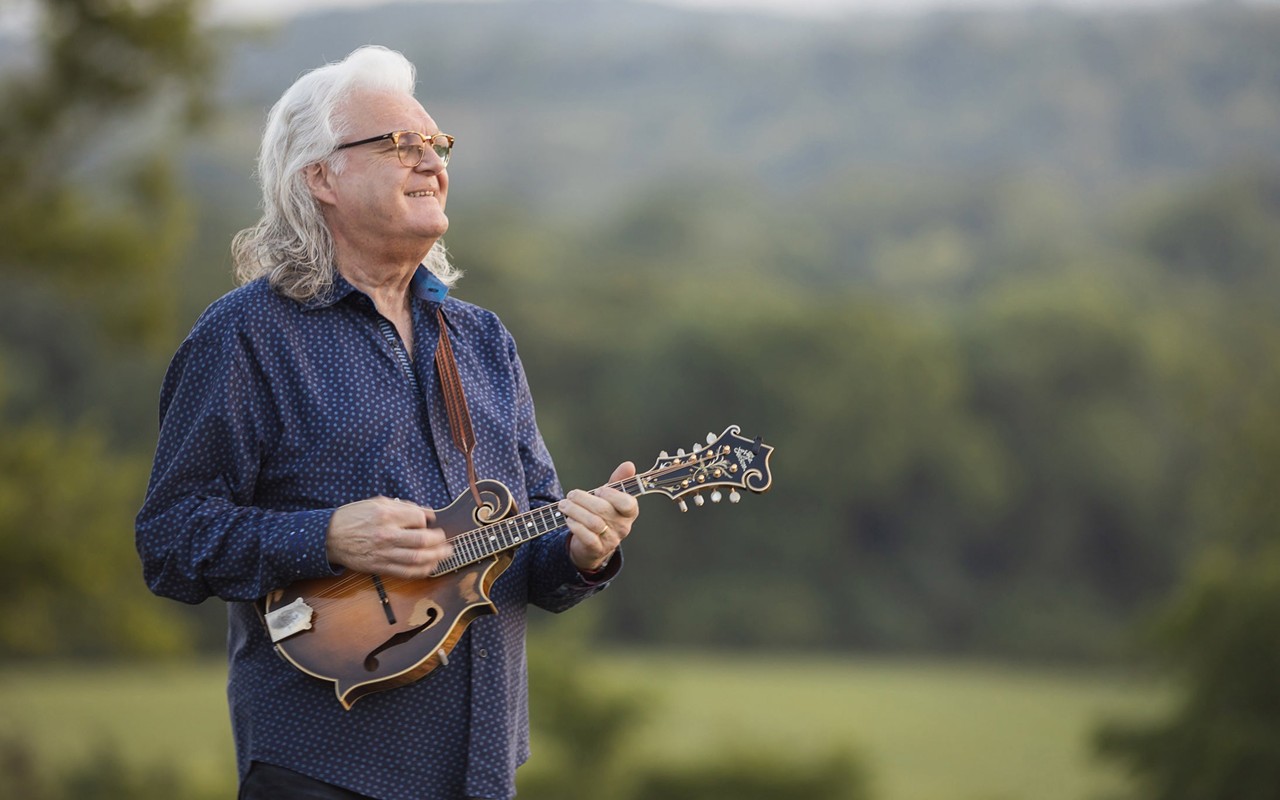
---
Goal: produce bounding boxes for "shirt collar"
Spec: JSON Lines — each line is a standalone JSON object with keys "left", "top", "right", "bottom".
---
{"left": 410, "top": 266, "right": 451, "bottom": 304}
{"left": 301, "top": 265, "right": 450, "bottom": 311}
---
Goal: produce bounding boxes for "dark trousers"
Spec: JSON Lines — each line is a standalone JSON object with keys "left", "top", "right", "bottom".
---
{"left": 239, "top": 762, "right": 376, "bottom": 800}
{"left": 238, "top": 761, "right": 489, "bottom": 800}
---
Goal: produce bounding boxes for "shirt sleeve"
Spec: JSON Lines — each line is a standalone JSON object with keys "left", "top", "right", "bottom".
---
{"left": 501, "top": 332, "right": 622, "bottom": 611}
{"left": 135, "top": 315, "right": 337, "bottom": 605}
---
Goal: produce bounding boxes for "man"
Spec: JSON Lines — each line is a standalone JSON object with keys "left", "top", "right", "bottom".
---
{"left": 136, "top": 45, "right": 639, "bottom": 800}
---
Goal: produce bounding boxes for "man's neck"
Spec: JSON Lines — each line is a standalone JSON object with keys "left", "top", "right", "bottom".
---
{"left": 342, "top": 262, "right": 414, "bottom": 318}
{"left": 337, "top": 256, "right": 425, "bottom": 359}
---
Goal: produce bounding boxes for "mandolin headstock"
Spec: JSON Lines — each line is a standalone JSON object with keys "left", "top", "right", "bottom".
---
{"left": 635, "top": 425, "right": 775, "bottom": 512}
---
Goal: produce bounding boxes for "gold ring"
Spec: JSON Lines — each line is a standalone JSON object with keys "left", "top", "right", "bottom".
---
{"left": 595, "top": 525, "right": 609, "bottom": 536}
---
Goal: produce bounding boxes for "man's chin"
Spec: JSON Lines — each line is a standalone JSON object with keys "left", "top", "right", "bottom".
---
{"left": 425, "top": 214, "right": 449, "bottom": 238}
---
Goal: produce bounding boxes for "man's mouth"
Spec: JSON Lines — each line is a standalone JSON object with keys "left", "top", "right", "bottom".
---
{"left": 407, "top": 190, "right": 436, "bottom": 198}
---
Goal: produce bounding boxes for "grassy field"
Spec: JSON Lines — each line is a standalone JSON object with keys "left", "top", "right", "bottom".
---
{"left": 0, "top": 652, "right": 1164, "bottom": 799}
{"left": 602, "top": 653, "right": 1165, "bottom": 800}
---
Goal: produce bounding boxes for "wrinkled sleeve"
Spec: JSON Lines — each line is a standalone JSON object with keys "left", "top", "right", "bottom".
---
{"left": 502, "top": 332, "right": 623, "bottom": 612}
{"left": 135, "top": 316, "right": 336, "bottom": 605}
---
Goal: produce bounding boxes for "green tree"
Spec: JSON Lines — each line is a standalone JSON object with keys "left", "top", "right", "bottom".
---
{"left": 0, "top": 0, "right": 208, "bottom": 351}
{"left": 0, "top": 0, "right": 209, "bottom": 657}
{"left": 1094, "top": 178, "right": 1280, "bottom": 799}
{"left": 1096, "top": 547, "right": 1280, "bottom": 800}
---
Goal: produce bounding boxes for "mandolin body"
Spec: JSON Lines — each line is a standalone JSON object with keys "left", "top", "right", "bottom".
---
{"left": 260, "top": 425, "right": 775, "bottom": 710}
{"left": 263, "top": 480, "right": 515, "bottom": 709}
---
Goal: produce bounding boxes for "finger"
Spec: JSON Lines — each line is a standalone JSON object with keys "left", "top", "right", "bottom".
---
{"left": 566, "top": 524, "right": 609, "bottom": 564}
{"left": 604, "top": 462, "right": 639, "bottom": 514}
{"left": 594, "top": 485, "right": 639, "bottom": 520}
{"left": 400, "top": 500, "right": 437, "bottom": 527}
{"left": 378, "top": 536, "right": 454, "bottom": 575}
{"left": 560, "top": 489, "right": 612, "bottom": 522}
{"left": 371, "top": 522, "right": 439, "bottom": 553}
{"left": 608, "top": 460, "right": 637, "bottom": 483}
{"left": 575, "top": 484, "right": 636, "bottom": 538}
{"left": 558, "top": 497, "right": 610, "bottom": 537}
{"left": 372, "top": 497, "right": 436, "bottom": 528}
{"left": 386, "top": 540, "right": 454, "bottom": 568}
{"left": 556, "top": 497, "right": 611, "bottom": 542}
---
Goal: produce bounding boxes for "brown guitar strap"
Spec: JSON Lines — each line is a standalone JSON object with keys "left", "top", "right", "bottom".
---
{"left": 434, "top": 306, "right": 486, "bottom": 512}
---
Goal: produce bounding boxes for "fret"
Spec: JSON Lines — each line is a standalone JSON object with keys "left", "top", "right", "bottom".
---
{"left": 445, "top": 483, "right": 648, "bottom": 572}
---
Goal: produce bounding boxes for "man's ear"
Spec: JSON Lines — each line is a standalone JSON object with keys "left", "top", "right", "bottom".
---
{"left": 304, "top": 162, "right": 337, "bottom": 206}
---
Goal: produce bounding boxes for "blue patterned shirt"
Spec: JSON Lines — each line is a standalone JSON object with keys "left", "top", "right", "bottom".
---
{"left": 136, "top": 267, "right": 619, "bottom": 800}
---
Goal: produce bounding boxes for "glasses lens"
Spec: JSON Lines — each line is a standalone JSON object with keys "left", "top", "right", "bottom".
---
{"left": 429, "top": 134, "right": 452, "bottom": 167}
{"left": 392, "top": 132, "right": 425, "bottom": 167}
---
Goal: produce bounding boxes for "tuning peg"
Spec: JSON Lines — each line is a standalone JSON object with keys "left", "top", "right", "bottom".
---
{"left": 730, "top": 489, "right": 741, "bottom": 504}
{"left": 693, "top": 443, "right": 703, "bottom": 453}
{"left": 678, "top": 499, "right": 689, "bottom": 513}
{"left": 694, "top": 493, "right": 705, "bottom": 507}
{"left": 659, "top": 450, "right": 669, "bottom": 459}
{"left": 707, "top": 432, "right": 716, "bottom": 444}
{"left": 711, "top": 490, "right": 722, "bottom": 503}
{"left": 677, "top": 448, "right": 686, "bottom": 457}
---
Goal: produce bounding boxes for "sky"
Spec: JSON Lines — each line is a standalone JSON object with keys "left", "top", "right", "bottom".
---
{"left": 2, "top": 0, "right": 1273, "bottom": 37}
{"left": 202, "top": 0, "right": 1233, "bottom": 24}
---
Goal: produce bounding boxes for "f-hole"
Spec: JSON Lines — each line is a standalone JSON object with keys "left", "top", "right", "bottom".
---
{"left": 363, "top": 607, "right": 440, "bottom": 672}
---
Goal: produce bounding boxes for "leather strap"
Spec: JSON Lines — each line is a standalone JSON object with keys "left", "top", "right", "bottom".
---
{"left": 434, "top": 306, "right": 485, "bottom": 512}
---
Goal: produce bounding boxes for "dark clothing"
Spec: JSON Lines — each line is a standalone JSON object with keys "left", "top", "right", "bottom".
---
{"left": 240, "top": 762, "right": 377, "bottom": 799}
{"left": 137, "top": 268, "right": 619, "bottom": 799}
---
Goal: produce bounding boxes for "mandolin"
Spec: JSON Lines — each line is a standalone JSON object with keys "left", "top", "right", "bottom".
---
{"left": 261, "top": 424, "right": 775, "bottom": 709}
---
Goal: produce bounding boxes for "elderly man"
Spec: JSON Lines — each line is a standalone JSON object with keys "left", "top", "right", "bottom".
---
{"left": 136, "top": 45, "right": 638, "bottom": 800}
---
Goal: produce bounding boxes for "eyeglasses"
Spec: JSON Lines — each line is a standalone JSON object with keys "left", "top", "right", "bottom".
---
{"left": 334, "top": 130, "right": 454, "bottom": 168}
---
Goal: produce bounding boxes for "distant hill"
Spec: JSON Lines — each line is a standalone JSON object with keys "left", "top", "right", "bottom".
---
{"left": 201, "top": 0, "right": 1280, "bottom": 216}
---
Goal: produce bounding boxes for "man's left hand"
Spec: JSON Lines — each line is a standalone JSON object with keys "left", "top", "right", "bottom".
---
{"left": 560, "top": 461, "right": 639, "bottom": 573}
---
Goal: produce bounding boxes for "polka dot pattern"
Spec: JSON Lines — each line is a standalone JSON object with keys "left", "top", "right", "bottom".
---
{"left": 136, "top": 268, "right": 618, "bottom": 799}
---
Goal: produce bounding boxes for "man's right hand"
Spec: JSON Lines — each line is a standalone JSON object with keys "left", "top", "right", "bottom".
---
{"left": 325, "top": 497, "right": 453, "bottom": 578}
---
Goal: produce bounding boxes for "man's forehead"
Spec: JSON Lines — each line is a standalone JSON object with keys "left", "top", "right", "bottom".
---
{"left": 342, "top": 89, "right": 433, "bottom": 129}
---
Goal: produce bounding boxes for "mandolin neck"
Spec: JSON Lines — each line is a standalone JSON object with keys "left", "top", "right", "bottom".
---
{"left": 429, "top": 474, "right": 649, "bottom": 575}
{"left": 429, "top": 428, "right": 771, "bottom": 576}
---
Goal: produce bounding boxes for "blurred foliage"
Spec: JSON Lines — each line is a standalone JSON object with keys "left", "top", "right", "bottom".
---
{"left": 0, "top": 737, "right": 223, "bottom": 800}
{"left": 0, "top": 3, "right": 1277, "bottom": 794}
{"left": 0, "top": 0, "right": 209, "bottom": 350}
{"left": 1094, "top": 546, "right": 1280, "bottom": 800}
{"left": 522, "top": 613, "right": 651, "bottom": 797}
{"left": 630, "top": 753, "right": 868, "bottom": 800}
{"left": 1093, "top": 310, "right": 1280, "bottom": 800}
{"left": 0, "top": 395, "right": 192, "bottom": 656}
{"left": 520, "top": 615, "right": 871, "bottom": 800}
{"left": 0, "top": 0, "right": 1277, "bottom": 683}
{"left": 439, "top": 166, "right": 1280, "bottom": 662}
{"left": 196, "top": 1, "right": 1280, "bottom": 216}
{"left": 0, "top": 0, "right": 209, "bottom": 656}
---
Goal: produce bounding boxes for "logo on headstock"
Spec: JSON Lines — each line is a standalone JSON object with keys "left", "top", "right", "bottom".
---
{"left": 734, "top": 447, "right": 755, "bottom": 470}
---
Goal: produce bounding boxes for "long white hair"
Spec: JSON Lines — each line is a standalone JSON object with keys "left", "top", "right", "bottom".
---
{"left": 232, "top": 45, "right": 460, "bottom": 302}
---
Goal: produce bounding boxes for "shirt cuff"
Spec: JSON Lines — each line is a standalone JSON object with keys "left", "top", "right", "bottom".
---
{"left": 574, "top": 546, "right": 623, "bottom": 585}
{"left": 262, "top": 507, "right": 340, "bottom": 585}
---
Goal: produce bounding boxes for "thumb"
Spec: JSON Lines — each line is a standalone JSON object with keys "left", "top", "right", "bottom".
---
{"left": 609, "top": 461, "right": 637, "bottom": 483}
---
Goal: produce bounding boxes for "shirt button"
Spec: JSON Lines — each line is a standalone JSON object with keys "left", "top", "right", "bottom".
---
{"left": 478, "top": 648, "right": 488, "bottom": 658}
